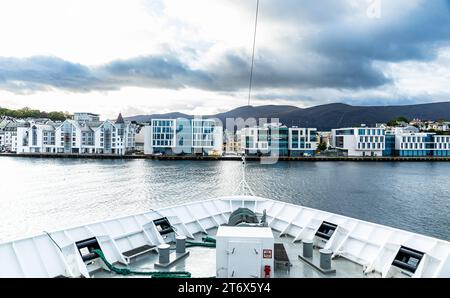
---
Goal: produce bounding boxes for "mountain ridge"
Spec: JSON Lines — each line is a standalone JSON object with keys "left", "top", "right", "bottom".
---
{"left": 126, "top": 102, "right": 450, "bottom": 130}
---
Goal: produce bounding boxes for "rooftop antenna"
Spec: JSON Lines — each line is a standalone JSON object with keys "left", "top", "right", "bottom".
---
{"left": 247, "top": 0, "right": 259, "bottom": 106}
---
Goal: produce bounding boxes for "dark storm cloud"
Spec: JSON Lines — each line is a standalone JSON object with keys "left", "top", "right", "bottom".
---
{"left": 0, "top": 0, "right": 449, "bottom": 94}
{"left": 206, "top": 50, "right": 391, "bottom": 90}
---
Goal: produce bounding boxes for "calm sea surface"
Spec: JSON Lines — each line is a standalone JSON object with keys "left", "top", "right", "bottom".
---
{"left": 0, "top": 157, "right": 449, "bottom": 242}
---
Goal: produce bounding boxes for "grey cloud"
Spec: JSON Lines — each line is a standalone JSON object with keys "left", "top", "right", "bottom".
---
{"left": 0, "top": 55, "right": 213, "bottom": 93}
{"left": 308, "top": 1, "right": 450, "bottom": 62}
{"left": 0, "top": 0, "right": 449, "bottom": 95}
{"left": 230, "top": 0, "right": 450, "bottom": 90}
{"left": 202, "top": 50, "right": 390, "bottom": 90}
{"left": 0, "top": 56, "right": 100, "bottom": 92}
{"left": 98, "top": 55, "right": 212, "bottom": 90}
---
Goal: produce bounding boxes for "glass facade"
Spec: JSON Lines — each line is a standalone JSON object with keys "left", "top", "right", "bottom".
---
{"left": 152, "top": 120, "right": 175, "bottom": 147}
{"left": 289, "top": 128, "right": 318, "bottom": 156}
{"left": 192, "top": 119, "right": 215, "bottom": 148}
{"left": 383, "top": 134, "right": 395, "bottom": 156}
{"left": 393, "top": 133, "right": 450, "bottom": 157}
{"left": 243, "top": 126, "right": 290, "bottom": 156}
{"left": 268, "top": 127, "right": 289, "bottom": 156}
{"left": 151, "top": 118, "right": 221, "bottom": 155}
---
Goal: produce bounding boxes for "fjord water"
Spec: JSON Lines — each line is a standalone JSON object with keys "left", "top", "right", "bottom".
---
{"left": 0, "top": 157, "right": 449, "bottom": 242}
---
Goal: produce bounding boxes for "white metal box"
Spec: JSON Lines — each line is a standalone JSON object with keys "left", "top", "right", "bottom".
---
{"left": 216, "top": 226, "right": 274, "bottom": 278}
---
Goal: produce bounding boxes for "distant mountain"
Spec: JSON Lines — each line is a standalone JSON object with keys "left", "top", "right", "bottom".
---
{"left": 127, "top": 112, "right": 190, "bottom": 123}
{"left": 125, "top": 102, "right": 450, "bottom": 130}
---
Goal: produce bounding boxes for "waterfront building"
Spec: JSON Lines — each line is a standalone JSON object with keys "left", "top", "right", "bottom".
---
{"left": 288, "top": 127, "right": 318, "bottom": 156}
{"left": 433, "top": 135, "right": 450, "bottom": 156}
{"left": 192, "top": 118, "right": 221, "bottom": 155}
{"left": 381, "top": 126, "right": 450, "bottom": 157}
{"left": 331, "top": 126, "right": 385, "bottom": 157}
{"left": 394, "top": 132, "right": 435, "bottom": 157}
{"left": 0, "top": 120, "right": 26, "bottom": 152}
{"left": 92, "top": 114, "right": 137, "bottom": 155}
{"left": 134, "top": 126, "right": 146, "bottom": 153}
{"left": 15, "top": 113, "right": 137, "bottom": 155}
{"left": 383, "top": 126, "right": 417, "bottom": 157}
{"left": 318, "top": 131, "right": 332, "bottom": 149}
{"left": 383, "top": 133, "right": 396, "bottom": 157}
{"left": 239, "top": 123, "right": 297, "bottom": 157}
{"left": 144, "top": 118, "right": 223, "bottom": 156}
{"left": 395, "top": 133, "right": 450, "bottom": 157}
{"left": 0, "top": 119, "right": 7, "bottom": 150}
{"left": 224, "top": 130, "right": 242, "bottom": 155}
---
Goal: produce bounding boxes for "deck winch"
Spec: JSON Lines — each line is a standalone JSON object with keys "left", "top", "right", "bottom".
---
{"left": 227, "top": 208, "right": 259, "bottom": 226}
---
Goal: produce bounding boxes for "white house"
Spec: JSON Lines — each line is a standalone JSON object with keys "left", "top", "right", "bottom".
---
{"left": 16, "top": 113, "right": 137, "bottom": 155}
{"left": 1, "top": 120, "right": 25, "bottom": 152}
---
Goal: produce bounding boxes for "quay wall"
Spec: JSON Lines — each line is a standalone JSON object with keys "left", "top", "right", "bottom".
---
{"left": 2, "top": 153, "right": 450, "bottom": 162}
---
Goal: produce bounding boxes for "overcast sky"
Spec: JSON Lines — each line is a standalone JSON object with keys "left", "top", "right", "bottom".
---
{"left": 0, "top": 0, "right": 449, "bottom": 119}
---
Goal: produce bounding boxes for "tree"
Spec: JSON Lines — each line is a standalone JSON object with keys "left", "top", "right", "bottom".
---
{"left": 396, "top": 116, "right": 409, "bottom": 123}
{"left": 317, "top": 142, "right": 327, "bottom": 151}
{"left": 387, "top": 116, "right": 410, "bottom": 127}
{"left": 0, "top": 107, "right": 70, "bottom": 121}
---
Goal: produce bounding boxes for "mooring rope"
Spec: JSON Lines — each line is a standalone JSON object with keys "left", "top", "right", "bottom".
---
{"left": 92, "top": 249, "right": 191, "bottom": 278}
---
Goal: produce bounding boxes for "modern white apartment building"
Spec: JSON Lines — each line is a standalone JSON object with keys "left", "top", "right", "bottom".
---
{"left": 331, "top": 126, "right": 385, "bottom": 157}
{"left": 239, "top": 123, "right": 317, "bottom": 156}
{"left": 388, "top": 127, "right": 450, "bottom": 157}
{"left": 239, "top": 126, "right": 270, "bottom": 154}
{"left": 16, "top": 113, "right": 138, "bottom": 155}
{"left": 394, "top": 132, "right": 434, "bottom": 156}
{"left": 288, "top": 127, "right": 318, "bottom": 156}
{"left": 144, "top": 118, "right": 223, "bottom": 155}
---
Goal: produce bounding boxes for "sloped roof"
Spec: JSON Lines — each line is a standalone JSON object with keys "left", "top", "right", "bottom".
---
{"left": 116, "top": 113, "right": 125, "bottom": 124}
{"left": 37, "top": 124, "right": 55, "bottom": 131}
{"left": 80, "top": 125, "right": 93, "bottom": 132}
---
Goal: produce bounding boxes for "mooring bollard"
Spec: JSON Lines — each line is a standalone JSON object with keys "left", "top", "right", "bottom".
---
{"left": 158, "top": 244, "right": 170, "bottom": 264}
{"left": 320, "top": 249, "right": 332, "bottom": 270}
{"left": 303, "top": 239, "right": 313, "bottom": 258}
{"left": 176, "top": 235, "right": 186, "bottom": 254}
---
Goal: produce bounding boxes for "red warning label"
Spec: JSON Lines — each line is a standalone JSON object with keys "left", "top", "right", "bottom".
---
{"left": 263, "top": 249, "right": 272, "bottom": 259}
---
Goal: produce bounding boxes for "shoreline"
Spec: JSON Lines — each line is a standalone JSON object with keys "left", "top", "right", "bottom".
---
{"left": 2, "top": 152, "right": 450, "bottom": 162}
